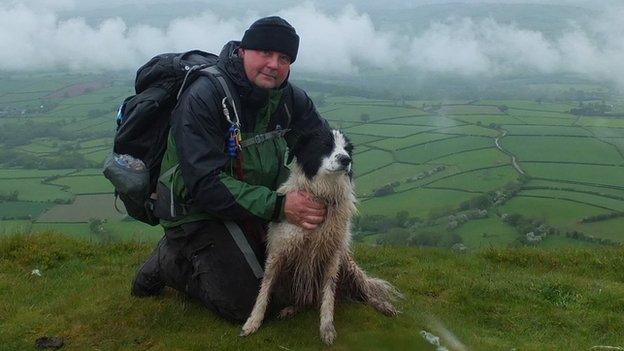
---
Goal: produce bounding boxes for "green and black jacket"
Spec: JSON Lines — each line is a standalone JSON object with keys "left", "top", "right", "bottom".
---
{"left": 157, "top": 41, "right": 328, "bottom": 228}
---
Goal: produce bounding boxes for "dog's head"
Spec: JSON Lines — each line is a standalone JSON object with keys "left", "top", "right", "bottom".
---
{"left": 291, "top": 129, "right": 353, "bottom": 180}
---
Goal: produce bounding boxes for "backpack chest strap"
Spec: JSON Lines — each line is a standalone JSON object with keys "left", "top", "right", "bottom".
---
{"left": 239, "top": 128, "right": 290, "bottom": 148}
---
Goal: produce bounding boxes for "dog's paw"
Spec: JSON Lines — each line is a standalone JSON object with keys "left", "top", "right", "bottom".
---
{"left": 320, "top": 322, "right": 337, "bottom": 345}
{"left": 278, "top": 306, "right": 298, "bottom": 320}
{"left": 371, "top": 299, "right": 399, "bottom": 316}
{"left": 240, "top": 318, "right": 261, "bottom": 337}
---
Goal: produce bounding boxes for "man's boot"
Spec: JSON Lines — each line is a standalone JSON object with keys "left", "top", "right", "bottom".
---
{"left": 131, "top": 238, "right": 166, "bottom": 297}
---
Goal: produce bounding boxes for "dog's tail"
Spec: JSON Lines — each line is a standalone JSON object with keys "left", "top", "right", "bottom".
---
{"left": 340, "top": 254, "right": 402, "bottom": 316}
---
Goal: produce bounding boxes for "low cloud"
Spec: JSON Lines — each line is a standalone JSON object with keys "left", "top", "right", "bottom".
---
{"left": 0, "top": 2, "right": 623, "bottom": 87}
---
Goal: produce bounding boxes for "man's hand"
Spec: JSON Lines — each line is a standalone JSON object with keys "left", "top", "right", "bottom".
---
{"left": 284, "top": 191, "right": 326, "bottom": 230}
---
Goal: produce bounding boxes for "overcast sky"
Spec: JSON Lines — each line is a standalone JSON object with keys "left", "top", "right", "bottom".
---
{"left": 1, "top": 0, "right": 623, "bottom": 87}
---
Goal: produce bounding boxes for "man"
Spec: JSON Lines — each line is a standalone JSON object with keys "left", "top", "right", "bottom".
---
{"left": 131, "top": 16, "right": 330, "bottom": 323}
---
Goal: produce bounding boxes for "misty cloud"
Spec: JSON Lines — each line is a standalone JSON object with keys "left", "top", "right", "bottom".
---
{"left": 1, "top": 2, "right": 623, "bottom": 87}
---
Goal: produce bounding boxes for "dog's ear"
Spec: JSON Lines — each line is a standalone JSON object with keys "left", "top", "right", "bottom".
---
{"left": 291, "top": 132, "right": 314, "bottom": 160}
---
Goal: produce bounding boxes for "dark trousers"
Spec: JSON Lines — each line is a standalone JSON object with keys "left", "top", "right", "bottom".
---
{"left": 158, "top": 220, "right": 266, "bottom": 323}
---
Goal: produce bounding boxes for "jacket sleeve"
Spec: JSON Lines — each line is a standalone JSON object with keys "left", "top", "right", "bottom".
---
{"left": 171, "top": 77, "right": 281, "bottom": 221}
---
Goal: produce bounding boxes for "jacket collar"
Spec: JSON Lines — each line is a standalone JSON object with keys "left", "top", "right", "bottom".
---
{"left": 217, "top": 41, "right": 289, "bottom": 109}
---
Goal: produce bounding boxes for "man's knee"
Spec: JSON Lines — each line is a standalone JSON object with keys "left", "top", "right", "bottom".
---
{"left": 210, "top": 297, "right": 254, "bottom": 323}
{"left": 189, "top": 276, "right": 258, "bottom": 323}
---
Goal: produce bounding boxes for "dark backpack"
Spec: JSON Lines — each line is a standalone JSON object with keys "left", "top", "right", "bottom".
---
{"left": 103, "top": 50, "right": 238, "bottom": 225}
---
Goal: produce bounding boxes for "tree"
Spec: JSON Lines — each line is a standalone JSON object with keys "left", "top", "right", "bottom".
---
{"left": 360, "top": 113, "right": 370, "bottom": 123}
{"left": 395, "top": 211, "right": 410, "bottom": 227}
{"left": 376, "top": 228, "right": 410, "bottom": 246}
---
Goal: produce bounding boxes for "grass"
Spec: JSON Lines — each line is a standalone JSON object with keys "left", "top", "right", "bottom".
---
{"left": 36, "top": 194, "right": 125, "bottom": 222}
{"left": 0, "top": 169, "right": 73, "bottom": 178}
{"left": 476, "top": 100, "right": 575, "bottom": 112}
{"left": 352, "top": 149, "right": 394, "bottom": 175}
{"left": 370, "top": 133, "right": 454, "bottom": 151}
{"left": 355, "top": 163, "right": 428, "bottom": 196}
{"left": 395, "top": 136, "right": 493, "bottom": 164}
{"left": 433, "top": 148, "right": 509, "bottom": 172}
{"left": 359, "top": 188, "right": 473, "bottom": 217}
{"left": 452, "top": 114, "right": 522, "bottom": 126}
{"left": 0, "top": 179, "right": 71, "bottom": 202}
{"left": 322, "top": 105, "right": 417, "bottom": 122}
{"left": 523, "top": 162, "right": 624, "bottom": 187}
{"left": 0, "top": 220, "right": 34, "bottom": 234}
{"left": 586, "top": 126, "right": 624, "bottom": 138}
{"left": 452, "top": 217, "right": 519, "bottom": 249}
{"left": 81, "top": 148, "right": 110, "bottom": 164}
{"left": 427, "top": 166, "right": 518, "bottom": 192}
{"left": 502, "top": 136, "right": 624, "bottom": 164}
{"left": 525, "top": 179, "right": 624, "bottom": 199}
{"left": 578, "top": 117, "right": 624, "bottom": 128}
{"left": 384, "top": 115, "right": 463, "bottom": 127}
{"left": 500, "top": 196, "right": 608, "bottom": 229}
{"left": 345, "top": 124, "right": 434, "bottom": 138}
{"left": 520, "top": 189, "right": 624, "bottom": 212}
{"left": 510, "top": 116, "right": 573, "bottom": 125}
{"left": 2, "top": 233, "right": 624, "bottom": 350}
{"left": 438, "top": 105, "right": 502, "bottom": 115}
{"left": 580, "top": 217, "right": 624, "bottom": 243}
{"left": 435, "top": 125, "right": 500, "bottom": 137}
{"left": 504, "top": 125, "right": 592, "bottom": 136}
{"left": 49, "top": 176, "right": 113, "bottom": 194}
{"left": 0, "top": 201, "right": 53, "bottom": 219}
{"left": 345, "top": 133, "right": 383, "bottom": 146}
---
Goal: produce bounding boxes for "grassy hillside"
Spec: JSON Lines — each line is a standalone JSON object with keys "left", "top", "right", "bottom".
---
{"left": 2, "top": 233, "right": 624, "bottom": 350}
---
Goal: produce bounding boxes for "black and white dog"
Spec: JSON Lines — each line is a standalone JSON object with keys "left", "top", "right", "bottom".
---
{"left": 241, "top": 129, "right": 400, "bottom": 345}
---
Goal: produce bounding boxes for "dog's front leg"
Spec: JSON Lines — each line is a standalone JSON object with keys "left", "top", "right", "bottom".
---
{"left": 241, "top": 254, "right": 283, "bottom": 337}
{"left": 319, "top": 253, "right": 341, "bottom": 345}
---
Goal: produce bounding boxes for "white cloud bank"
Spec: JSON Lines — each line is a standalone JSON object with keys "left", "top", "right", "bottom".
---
{"left": 0, "top": 2, "right": 623, "bottom": 87}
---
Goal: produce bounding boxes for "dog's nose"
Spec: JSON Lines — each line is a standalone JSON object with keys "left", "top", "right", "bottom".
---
{"left": 337, "top": 154, "right": 351, "bottom": 167}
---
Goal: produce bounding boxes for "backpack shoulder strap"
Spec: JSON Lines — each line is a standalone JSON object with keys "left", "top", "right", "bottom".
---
{"left": 200, "top": 66, "right": 242, "bottom": 128}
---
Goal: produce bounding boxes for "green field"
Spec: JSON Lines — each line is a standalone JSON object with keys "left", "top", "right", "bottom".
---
{"left": 500, "top": 196, "right": 608, "bottom": 229}
{"left": 37, "top": 194, "right": 125, "bottom": 222}
{"left": 523, "top": 162, "right": 624, "bottom": 187}
{"left": 353, "top": 149, "right": 394, "bottom": 175}
{"left": 322, "top": 105, "right": 418, "bottom": 122}
{"left": 476, "top": 100, "right": 576, "bottom": 112}
{"left": 370, "top": 133, "right": 456, "bottom": 151}
{"left": 520, "top": 189, "right": 624, "bottom": 212}
{"left": 359, "top": 188, "right": 473, "bottom": 217}
{"left": 580, "top": 217, "right": 624, "bottom": 242}
{"left": 453, "top": 217, "right": 519, "bottom": 248}
{"left": 504, "top": 125, "right": 592, "bottom": 136}
{"left": 395, "top": 136, "right": 493, "bottom": 164}
{"left": 524, "top": 178, "right": 624, "bottom": 200}
{"left": 49, "top": 175, "right": 113, "bottom": 194}
{"left": 0, "top": 179, "right": 71, "bottom": 202}
{"left": 503, "top": 136, "right": 623, "bottom": 164}
{"left": 427, "top": 166, "right": 518, "bottom": 192}
{"left": 384, "top": 115, "right": 463, "bottom": 127}
{"left": 0, "top": 202, "right": 52, "bottom": 219}
{"left": 346, "top": 123, "right": 435, "bottom": 137}
{"left": 2, "top": 73, "right": 624, "bottom": 249}
{"left": 433, "top": 148, "right": 509, "bottom": 171}
{"left": 355, "top": 163, "right": 429, "bottom": 196}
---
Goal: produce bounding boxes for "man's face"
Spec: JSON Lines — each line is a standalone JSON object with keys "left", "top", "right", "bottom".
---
{"left": 239, "top": 48, "right": 291, "bottom": 89}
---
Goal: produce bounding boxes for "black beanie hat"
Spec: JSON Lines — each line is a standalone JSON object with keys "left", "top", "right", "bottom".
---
{"left": 241, "top": 16, "right": 299, "bottom": 63}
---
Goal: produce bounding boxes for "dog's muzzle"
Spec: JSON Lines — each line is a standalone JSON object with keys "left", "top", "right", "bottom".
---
{"left": 337, "top": 154, "right": 352, "bottom": 171}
